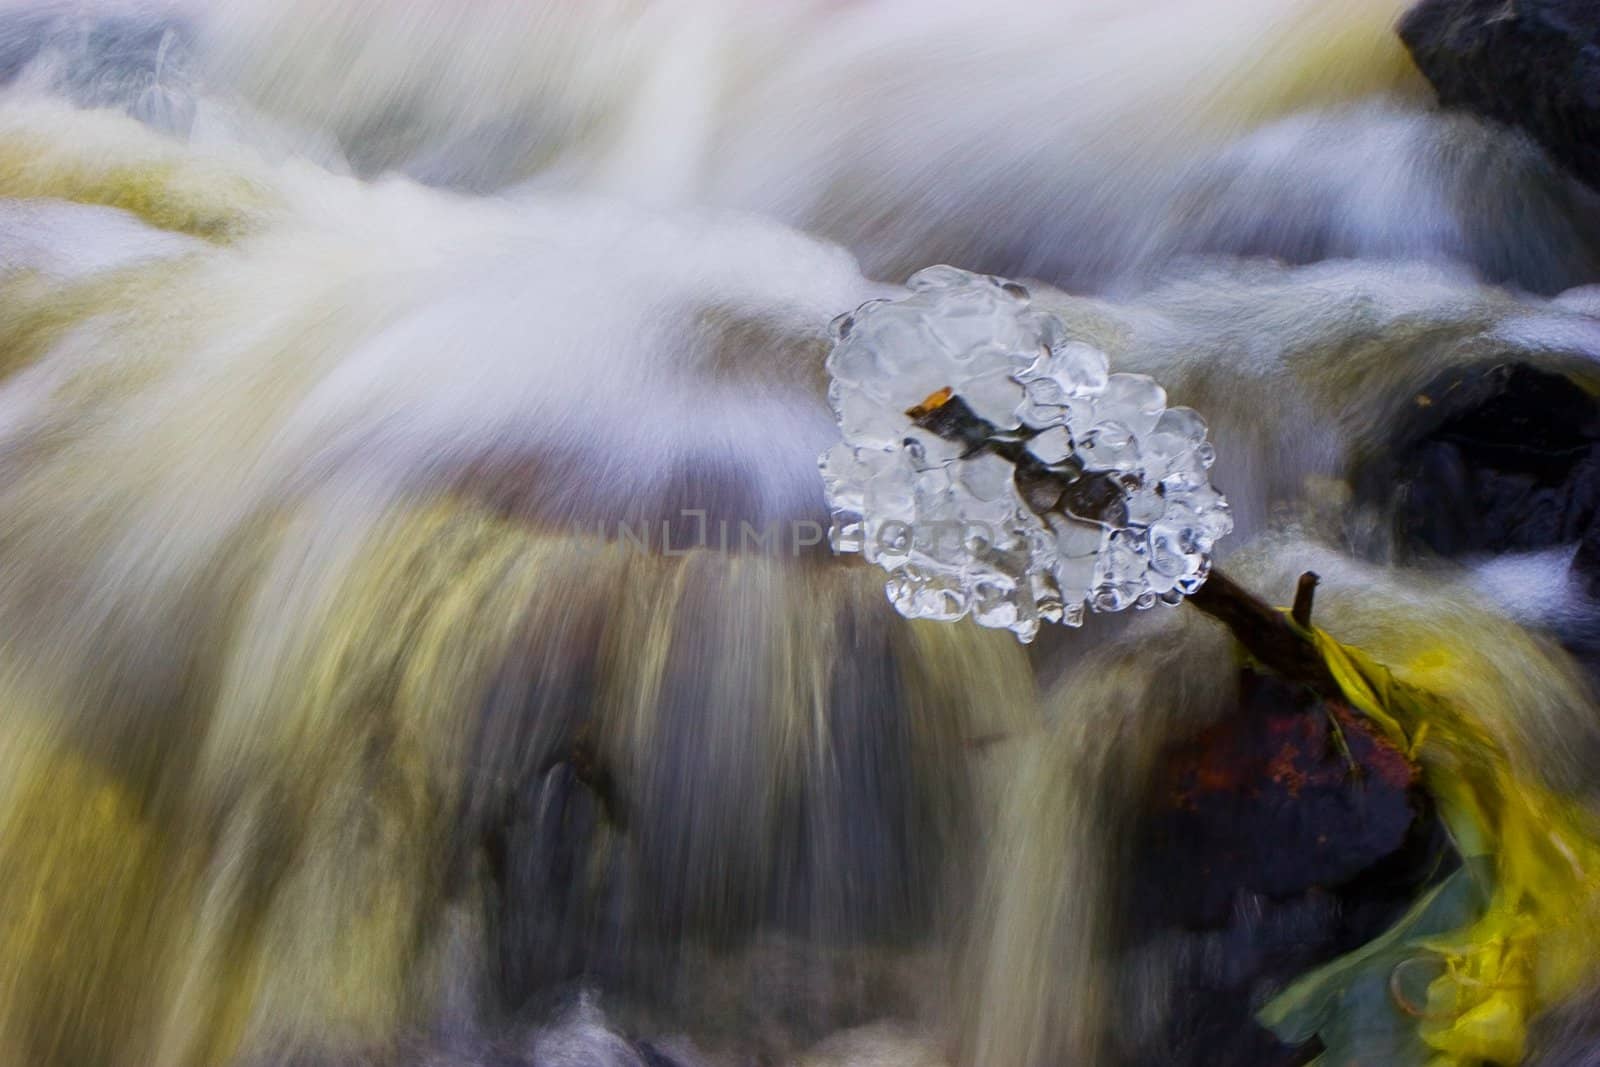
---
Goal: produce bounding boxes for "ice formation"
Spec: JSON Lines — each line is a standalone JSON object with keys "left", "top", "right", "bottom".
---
{"left": 820, "top": 266, "right": 1232, "bottom": 642}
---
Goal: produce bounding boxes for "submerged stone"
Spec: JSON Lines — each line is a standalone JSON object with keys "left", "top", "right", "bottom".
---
{"left": 1126, "top": 671, "right": 1448, "bottom": 1067}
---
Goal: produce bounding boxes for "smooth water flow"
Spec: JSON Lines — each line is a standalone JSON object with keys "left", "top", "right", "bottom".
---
{"left": 0, "top": 3, "right": 1597, "bottom": 1066}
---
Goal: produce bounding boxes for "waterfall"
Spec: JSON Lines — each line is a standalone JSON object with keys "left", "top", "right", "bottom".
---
{"left": 0, "top": 3, "right": 1597, "bottom": 1065}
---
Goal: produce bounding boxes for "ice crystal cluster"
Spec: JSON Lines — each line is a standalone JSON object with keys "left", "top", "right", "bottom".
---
{"left": 819, "top": 266, "right": 1232, "bottom": 642}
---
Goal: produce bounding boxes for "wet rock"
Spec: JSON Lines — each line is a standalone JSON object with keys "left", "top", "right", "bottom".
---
{"left": 1400, "top": 0, "right": 1600, "bottom": 191}
{"left": 1139, "top": 675, "right": 1423, "bottom": 927}
{"left": 1372, "top": 362, "right": 1600, "bottom": 558}
{"left": 1356, "top": 362, "right": 1600, "bottom": 676}
{"left": 1125, "top": 671, "right": 1450, "bottom": 1067}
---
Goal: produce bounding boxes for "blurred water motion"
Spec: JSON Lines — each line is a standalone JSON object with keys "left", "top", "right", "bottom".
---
{"left": 0, "top": 2, "right": 1598, "bottom": 1066}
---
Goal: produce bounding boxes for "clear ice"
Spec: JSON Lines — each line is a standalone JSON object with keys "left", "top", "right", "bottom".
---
{"left": 820, "top": 266, "right": 1233, "bottom": 643}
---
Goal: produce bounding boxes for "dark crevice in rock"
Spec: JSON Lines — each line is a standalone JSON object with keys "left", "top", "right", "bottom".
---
{"left": 1363, "top": 361, "right": 1600, "bottom": 674}
{"left": 1363, "top": 362, "right": 1600, "bottom": 561}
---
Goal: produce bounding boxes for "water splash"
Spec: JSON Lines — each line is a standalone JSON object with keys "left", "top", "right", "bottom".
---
{"left": 821, "top": 266, "right": 1232, "bottom": 642}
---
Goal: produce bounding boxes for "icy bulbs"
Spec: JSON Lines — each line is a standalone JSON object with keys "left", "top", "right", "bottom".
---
{"left": 820, "top": 266, "right": 1232, "bottom": 642}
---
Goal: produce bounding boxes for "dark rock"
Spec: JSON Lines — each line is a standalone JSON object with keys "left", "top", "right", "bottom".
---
{"left": 1123, "top": 671, "right": 1451, "bottom": 1067}
{"left": 1137, "top": 674, "right": 1424, "bottom": 927}
{"left": 1368, "top": 362, "right": 1600, "bottom": 557}
{"left": 1400, "top": 0, "right": 1600, "bottom": 191}
{"left": 1356, "top": 362, "right": 1600, "bottom": 680}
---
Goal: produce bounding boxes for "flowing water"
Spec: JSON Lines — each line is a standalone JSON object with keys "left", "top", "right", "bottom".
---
{"left": 1, "top": 2, "right": 1599, "bottom": 1065}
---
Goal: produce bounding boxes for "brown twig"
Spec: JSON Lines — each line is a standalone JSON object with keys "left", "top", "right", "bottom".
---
{"left": 901, "top": 389, "right": 1338, "bottom": 698}
{"left": 1292, "top": 571, "right": 1320, "bottom": 630}
{"left": 1186, "top": 569, "right": 1340, "bottom": 699}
